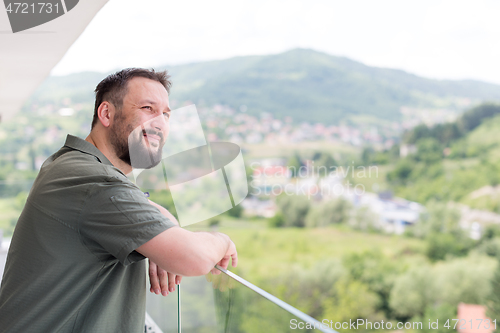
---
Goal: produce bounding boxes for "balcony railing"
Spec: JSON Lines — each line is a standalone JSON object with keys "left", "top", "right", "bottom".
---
{"left": 146, "top": 265, "right": 337, "bottom": 333}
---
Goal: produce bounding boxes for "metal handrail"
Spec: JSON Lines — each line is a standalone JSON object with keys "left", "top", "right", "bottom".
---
{"left": 214, "top": 265, "right": 338, "bottom": 333}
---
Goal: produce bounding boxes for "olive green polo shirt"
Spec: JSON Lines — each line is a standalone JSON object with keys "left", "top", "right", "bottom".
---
{"left": 0, "top": 135, "right": 176, "bottom": 332}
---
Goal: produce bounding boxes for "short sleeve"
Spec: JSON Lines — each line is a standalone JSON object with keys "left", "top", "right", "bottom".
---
{"left": 78, "top": 177, "right": 176, "bottom": 265}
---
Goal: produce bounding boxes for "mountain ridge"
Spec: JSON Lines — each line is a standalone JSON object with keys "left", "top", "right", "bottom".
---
{"left": 31, "top": 48, "right": 500, "bottom": 125}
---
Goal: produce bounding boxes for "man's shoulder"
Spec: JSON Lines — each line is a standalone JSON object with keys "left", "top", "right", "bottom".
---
{"left": 44, "top": 145, "right": 123, "bottom": 179}
{"left": 29, "top": 146, "right": 140, "bottom": 209}
{"left": 31, "top": 146, "right": 133, "bottom": 198}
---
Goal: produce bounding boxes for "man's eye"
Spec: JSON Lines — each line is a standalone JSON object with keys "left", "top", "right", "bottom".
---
{"left": 142, "top": 106, "right": 153, "bottom": 111}
{"left": 163, "top": 112, "right": 170, "bottom": 119}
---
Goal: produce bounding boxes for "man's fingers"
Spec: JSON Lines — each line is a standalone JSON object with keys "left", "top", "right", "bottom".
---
{"left": 231, "top": 251, "right": 238, "bottom": 267}
{"left": 219, "top": 256, "right": 230, "bottom": 270}
{"left": 149, "top": 260, "right": 183, "bottom": 297}
{"left": 158, "top": 267, "right": 169, "bottom": 296}
{"left": 149, "top": 260, "right": 161, "bottom": 295}
{"left": 167, "top": 272, "right": 176, "bottom": 294}
{"left": 215, "top": 241, "right": 238, "bottom": 272}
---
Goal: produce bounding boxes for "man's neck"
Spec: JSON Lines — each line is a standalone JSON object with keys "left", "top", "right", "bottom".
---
{"left": 85, "top": 131, "right": 133, "bottom": 175}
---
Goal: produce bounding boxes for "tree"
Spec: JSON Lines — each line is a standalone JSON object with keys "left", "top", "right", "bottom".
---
{"left": 268, "top": 211, "right": 284, "bottom": 228}
{"left": 343, "top": 250, "right": 402, "bottom": 318}
{"left": 361, "top": 147, "right": 376, "bottom": 165}
{"left": 287, "top": 153, "right": 303, "bottom": 178}
{"left": 386, "top": 159, "right": 413, "bottom": 185}
{"left": 270, "top": 259, "right": 346, "bottom": 318}
{"left": 389, "top": 264, "right": 435, "bottom": 320}
{"left": 312, "top": 151, "right": 337, "bottom": 171}
{"left": 411, "top": 201, "right": 462, "bottom": 238}
{"left": 322, "top": 278, "right": 382, "bottom": 325}
{"left": 425, "top": 231, "right": 475, "bottom": 262}
{"left": 349, "top": 205, "right": 379, "bottom": 232}
{"left": 459, "top": 103, "right": 500, "bottom": 132}
{"left": 404, "top": 124, "right": 431, "bottom": 144}
{"left": 305, "top": 198, "right": 351, "bottom": 227}
{"left": 434, "top": 255, "right": 495, "bottom": 306}
{"left": 415, "top": 138, "right": 442, "bottom": 164}
{"left": 275, "top": 194, "right": 310, "bottom": 227}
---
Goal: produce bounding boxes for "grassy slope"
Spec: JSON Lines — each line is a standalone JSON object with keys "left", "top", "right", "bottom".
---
{"left": 188, "top": 217, "right": 426, "bottom": 282}
{"left": 456, "top": 114, "right": 500, "bottom": 211}
{"left": 377, "top": 114, "right": 500, "bottom": 206}
{"left": 461, "top": 114, "right": 500, "bottom": 159}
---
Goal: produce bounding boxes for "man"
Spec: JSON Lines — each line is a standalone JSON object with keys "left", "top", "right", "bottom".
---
{"left": 0, "top": 68, "right": 238, "bottom": 332}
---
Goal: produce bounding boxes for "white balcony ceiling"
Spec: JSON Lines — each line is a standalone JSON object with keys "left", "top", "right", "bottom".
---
{"left": 0, "top": 0, "right": 108, "bottom": 123}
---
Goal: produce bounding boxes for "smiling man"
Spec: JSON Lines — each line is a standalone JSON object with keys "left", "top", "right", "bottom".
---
{"left": 91, "top": 71, "right": 170, "bottom": 171}
{"left": 0, "top": 68, "right": 238, "bottom": 332}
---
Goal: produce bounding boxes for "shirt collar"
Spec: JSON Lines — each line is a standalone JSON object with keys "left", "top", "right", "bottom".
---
{"left": 63, "top": 134, "right": 113, "bottom": 166}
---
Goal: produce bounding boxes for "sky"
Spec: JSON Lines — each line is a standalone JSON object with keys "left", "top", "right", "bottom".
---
{"left": 51, "top": 0, "right": 500, "bottom": 85}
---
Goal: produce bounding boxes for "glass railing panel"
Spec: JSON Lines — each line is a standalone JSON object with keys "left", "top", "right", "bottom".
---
{"left": 209, "top": 267, "right": 335, "bottom": 333}
{"left": 146, "top": 283, "right": 178, "bottom": 333}
{"left": 146, "top": 275, "right": 218, "bottom": 333}
{"left": 146, "top": 268, "right": 336, "bottom": 333}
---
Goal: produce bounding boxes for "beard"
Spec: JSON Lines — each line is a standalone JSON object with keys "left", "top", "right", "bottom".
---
{"left": 109, "top": 111, "right": 165, "bottom": 169}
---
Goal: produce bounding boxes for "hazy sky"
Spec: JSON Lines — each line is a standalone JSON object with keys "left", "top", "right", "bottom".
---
{"left": 51, "top": 0, "right": 500, "bottom": 84}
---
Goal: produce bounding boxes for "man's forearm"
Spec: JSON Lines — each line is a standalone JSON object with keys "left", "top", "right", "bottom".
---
{"left": 137, "top": 204, "right": 237, "bottom": 276}
{"left": 196, "top": 231, "right": 231, "bottom": 264}
{"left": 178, "top": 230, "right": 233, "bottom": 275}
{"left": 148, "top": 199, "right": 233, "bottom": 272}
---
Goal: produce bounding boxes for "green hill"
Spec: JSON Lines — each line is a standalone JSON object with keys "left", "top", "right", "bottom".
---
{"left": 28, "top": 48, "right": 500, "bottom": 125}
{"left": 166, "top": 48, "right": 500, "bottom": 123}
{"left": 376, "top": 103, "right": 500, "bottom": 209}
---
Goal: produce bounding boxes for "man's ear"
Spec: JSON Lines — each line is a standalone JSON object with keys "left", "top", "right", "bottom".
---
{"left": 97, "top": 102, "right": 113, "bottom": 128}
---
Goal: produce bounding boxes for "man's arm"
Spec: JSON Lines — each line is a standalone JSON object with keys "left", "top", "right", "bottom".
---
{"left": 138, "top": 200, "right": 238, "bottom": 277}
{"left": 137, "top": 227, "right": 237, "bottom": 276}
{"left": 148, "top": 200, "right": 179, "bottom": 226}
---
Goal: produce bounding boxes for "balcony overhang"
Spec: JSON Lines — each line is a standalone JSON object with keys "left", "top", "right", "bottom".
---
{"left": 0, "top": 0, "right": 108, "bottom": 123}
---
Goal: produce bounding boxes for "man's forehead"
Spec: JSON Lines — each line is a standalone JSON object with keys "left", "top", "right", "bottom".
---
{"left": 124, "top": 77, "right": 169, "bottom": 101}
{"left": 126, "top": 76, "right": 168, "bottom": 92}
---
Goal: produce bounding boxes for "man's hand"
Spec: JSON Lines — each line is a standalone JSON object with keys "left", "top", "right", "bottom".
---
{"left": 147, "top": 200, "right": 182, "bottom": 295}
{"left": 149, "top": 259, "right": 182, "bottom": 296}
{"left": 210, "top": 239, "right": 238, "bottom": 275}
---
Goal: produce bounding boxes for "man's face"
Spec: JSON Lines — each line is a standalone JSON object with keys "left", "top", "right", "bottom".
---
{"left": 109, "top": 77, "right": 171, "bottom": 169}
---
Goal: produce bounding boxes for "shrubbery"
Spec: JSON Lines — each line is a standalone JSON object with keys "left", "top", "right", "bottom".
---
{"left": 255, "top": 250, "right": 497, "bottom": 332}
{"left": 270, "top": 194, "right": 352, "bottom": 229}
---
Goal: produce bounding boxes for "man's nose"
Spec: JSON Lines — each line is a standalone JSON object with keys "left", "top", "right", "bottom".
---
{"left": 150, "top": 114, "right": 169, "bottom": 132}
